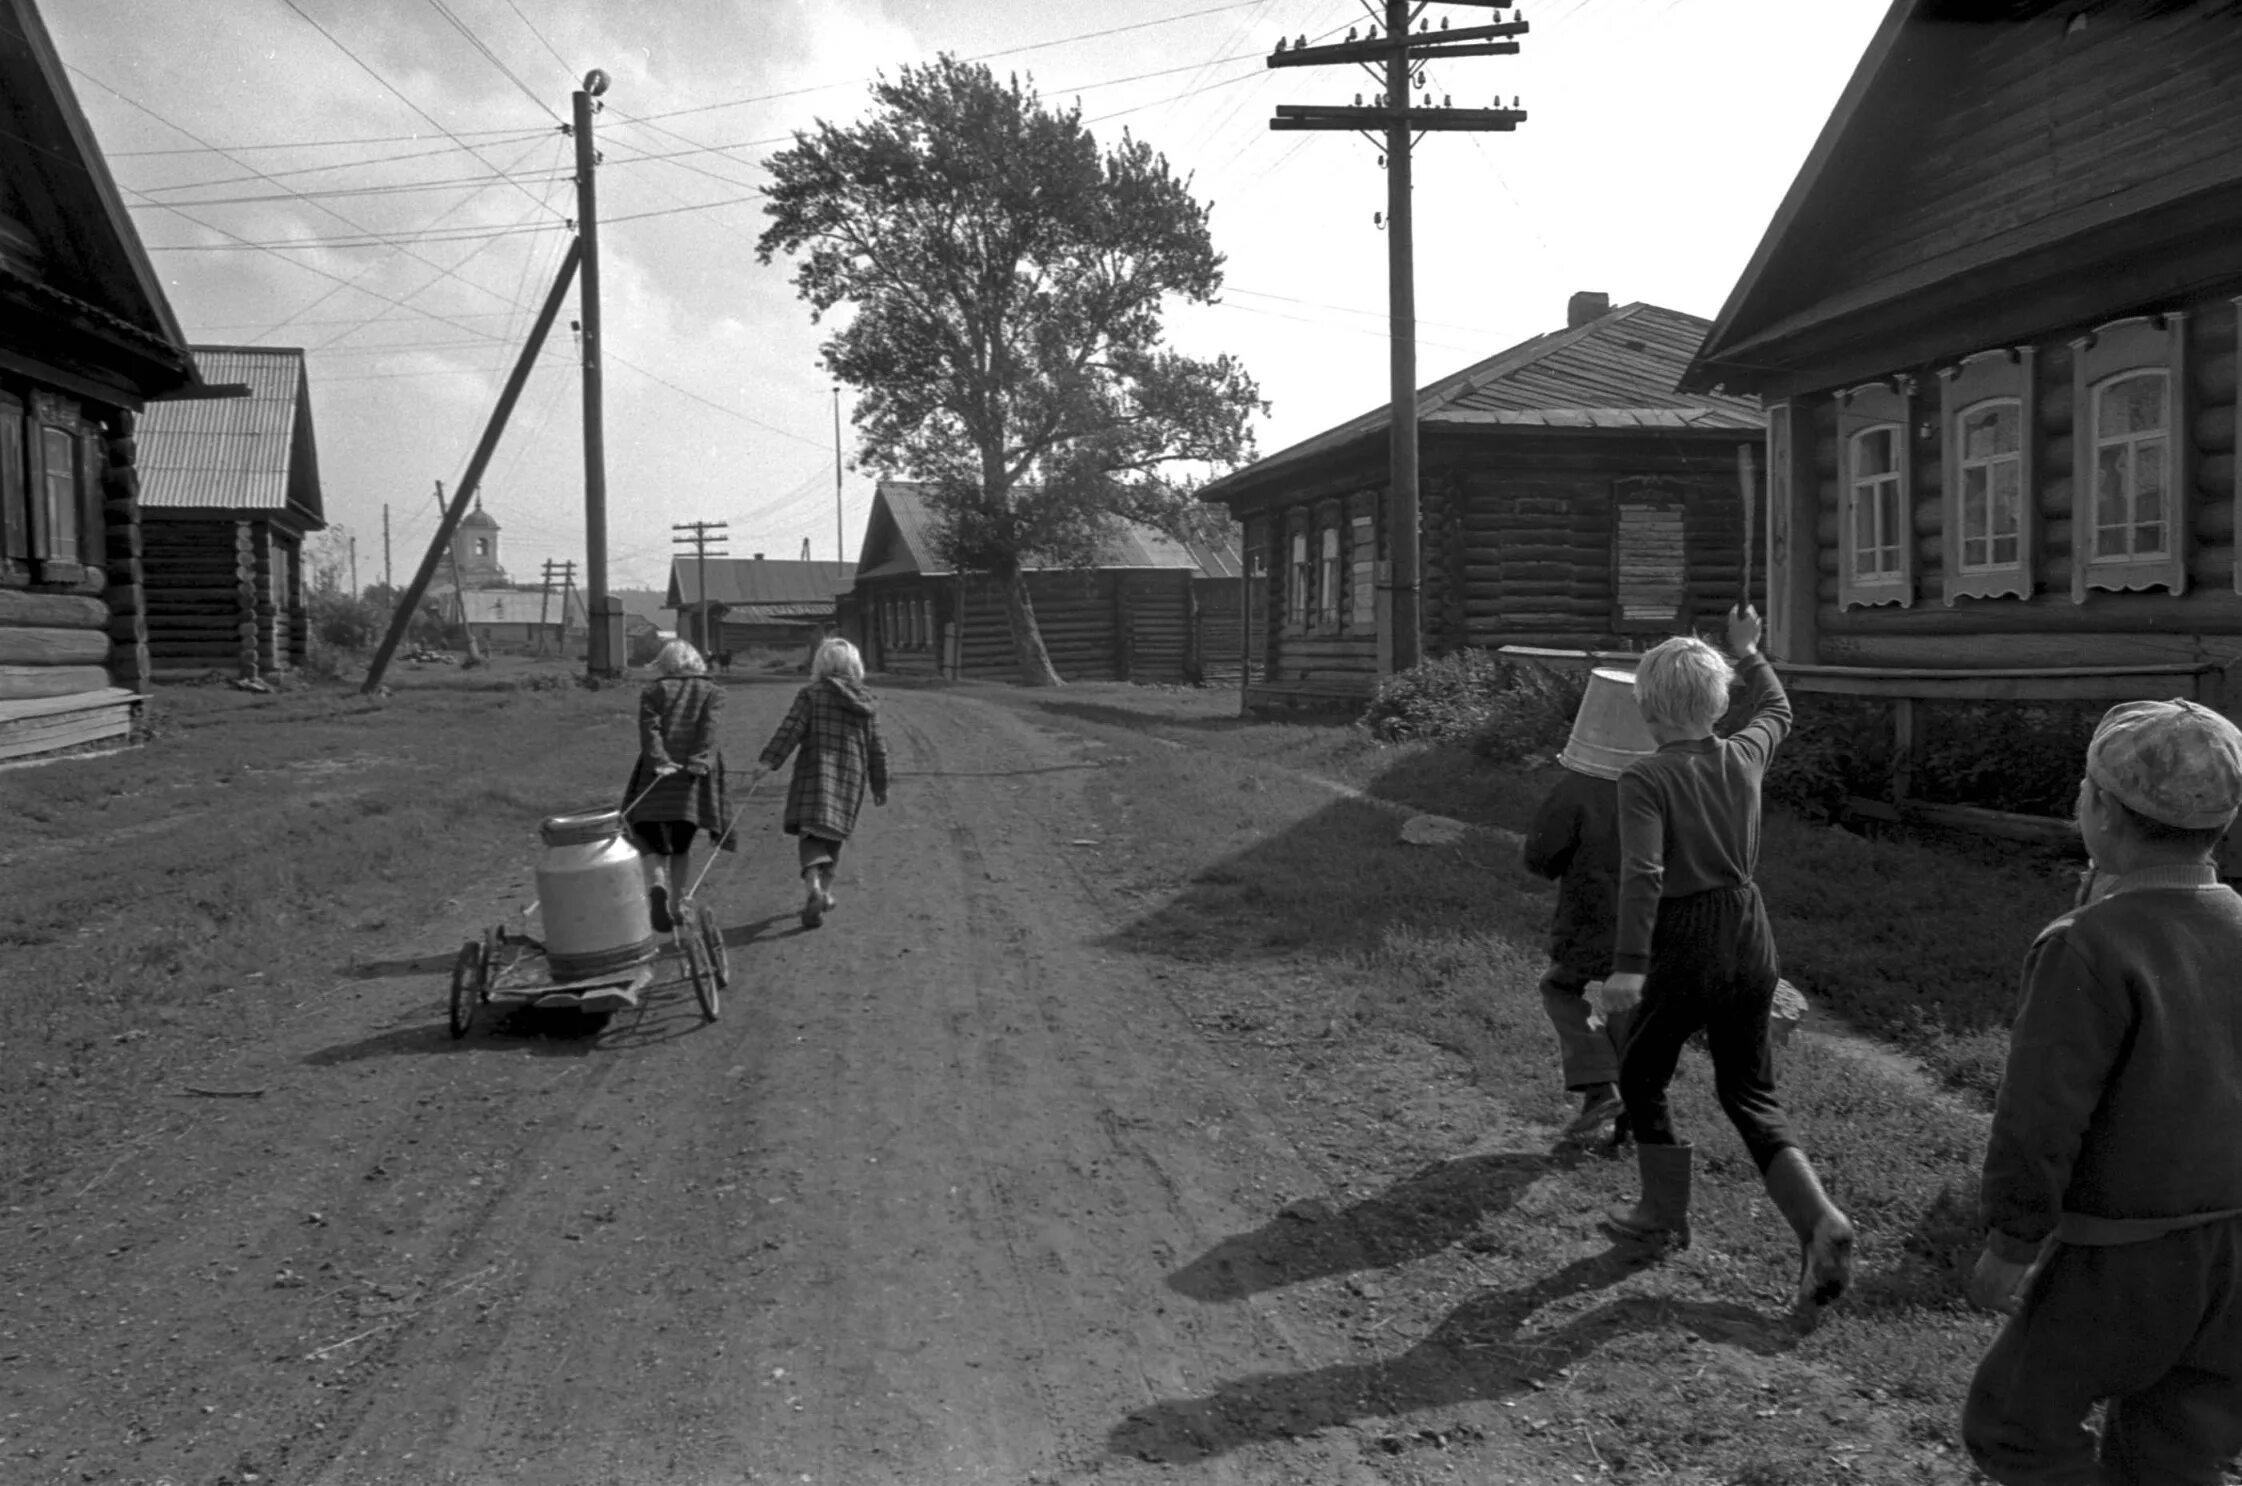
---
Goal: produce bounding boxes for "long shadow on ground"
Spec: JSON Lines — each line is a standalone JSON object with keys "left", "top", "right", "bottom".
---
{"left": 1113, "top": 1247, "right": 1793, "bottom": 1465}
{"left": 1168, "top": 1153, "right": 1561, "bottom": 1302}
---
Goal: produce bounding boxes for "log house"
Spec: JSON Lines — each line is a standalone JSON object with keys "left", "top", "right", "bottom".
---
{"left": 136, "top": 347, "right": 325, "bottom": 681}
{"left": 850, "top": 480, "right": 1243, "bottom": 683}
{"left": 1197, "top": 296, "right": 1764, "bottom": 711}
{"left": 0, "top": 0, "right": 203, "bottom": 762}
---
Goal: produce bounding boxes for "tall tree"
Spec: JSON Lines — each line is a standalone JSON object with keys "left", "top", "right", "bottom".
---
{"left": 758, "top": 56, "right": 1264, "bottom": 686}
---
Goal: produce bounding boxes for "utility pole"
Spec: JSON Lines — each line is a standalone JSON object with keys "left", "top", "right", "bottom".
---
{"left": 1269, "top": 3, "right": 1526, "bottom": 673}
{"left": 382, "top": 504, "right": 393, "bottom": 591}
{"left": 672, "top": 520, "right": 728, "bottom": 655}
{"left": 558, "top": 560, "right": 578, "bottom": 657}
{"left": 538, "top": 558, "right": 556, "bottom": 655}
{"left": 833, "top": 386, "right": 845, "bottom": 564}
{"left": 348, "top": 533, "right": 358, "bottom": 597}
{"left": 573, "top": 69, "right": 615, "bottom": 676}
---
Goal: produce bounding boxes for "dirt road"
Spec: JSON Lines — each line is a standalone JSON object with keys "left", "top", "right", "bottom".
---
{"left": 4, "top": 681, "right": 1577, "bottom": 1485}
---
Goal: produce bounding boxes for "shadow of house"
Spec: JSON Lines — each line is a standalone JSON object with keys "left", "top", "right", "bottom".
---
{"left": 0, "top": 0, "right": 208, "bottom": 761}
{"left": 137, "top": 345, "right": 325, "bottom": 680}
{"left": 1198, "top": 295, "right": 1763, "bottom": 713}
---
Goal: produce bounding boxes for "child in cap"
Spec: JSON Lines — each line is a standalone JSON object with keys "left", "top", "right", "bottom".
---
{"left": 1962, "top": 698, "right": 2242, "bottom": 1486}
{"left": 1595, "top": 606, "right": 1856, "bottom": 1326}
{"left": 1521, "top": 666, "right": 1658, "bottom": 1148}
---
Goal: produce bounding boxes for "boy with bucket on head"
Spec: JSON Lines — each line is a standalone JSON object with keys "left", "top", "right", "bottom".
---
{"left": 1961, "top": 699, "right": 2242, "bottom": 1486}
{"left": 1521, "top": 665, "right": 1659, "bottom": 1150}
{"left": 1595, "top": 605, "right": 1856, "bottom": 1327}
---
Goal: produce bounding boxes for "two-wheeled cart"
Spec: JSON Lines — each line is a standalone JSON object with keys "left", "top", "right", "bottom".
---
{"left": 447, "top": 794, "right": 737, "bottom": 1036}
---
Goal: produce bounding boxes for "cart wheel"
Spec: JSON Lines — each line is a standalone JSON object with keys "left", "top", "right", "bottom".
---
{"left": 696, "top": 903, "right": 729, "bottom": 991}
{"left": 448, "top": 941, "right": 482, "bottom": 1038}
{"left": 479, "top": 927, "right": 502, "bottom": 999}
{"left": 681, "top": 925, "right": 719, "bottom": 1022}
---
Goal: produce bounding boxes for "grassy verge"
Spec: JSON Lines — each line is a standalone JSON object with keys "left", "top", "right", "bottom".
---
{"left": 993, "top": 679, "right": 2070, "bottom": 1104}
{"left": 990, "top": 682, "right": 1995, "bottom": 1479}
{"left": 0, "top": 674, "right": 642, "bottom": 1196}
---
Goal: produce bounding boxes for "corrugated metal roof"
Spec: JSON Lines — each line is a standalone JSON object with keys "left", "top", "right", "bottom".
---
{"left": 864, "top": 481, "right": 1241, "bottom": 578}
{"left": 137, "top": 346, "right": 313, "bottom": 513}
{"left": 1199, "top": 302, "right": 1761, "bottom": 503}
{"left": 668, "top": 558, "right": 855, "bottom": 608}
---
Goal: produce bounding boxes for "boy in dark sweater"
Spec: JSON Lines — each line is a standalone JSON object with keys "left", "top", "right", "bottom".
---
{"left": 1521, "top": 667, "right": 1657, "bottom": 1148}
{"left": 1962, "top": 698, "right": 2242, "bottom": 1486}
{"left": 1595, "top": 606, "right": 1855, "bottom": 1327}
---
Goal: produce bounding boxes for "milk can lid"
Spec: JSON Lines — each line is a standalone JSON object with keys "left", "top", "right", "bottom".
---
{"left": 541, "top": 809, "right": 624, "bottom": 847}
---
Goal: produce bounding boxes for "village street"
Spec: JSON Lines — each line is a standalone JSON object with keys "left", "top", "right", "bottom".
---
{"left": 1, "top": 671, "right": 2003, "bottom": 1486}
{"left": 1, "top": 676, "right": 1620, "bottom": 1486}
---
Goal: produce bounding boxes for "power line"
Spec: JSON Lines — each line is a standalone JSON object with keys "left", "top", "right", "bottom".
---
{"left": 125, "top": 165, "right": 572, "bottom": 208}
{"left": 125, "top": 132, "right": 557, "bottom": 195}
{"left": 499, "top": 0, "right": 576, "bottom": 83}
{"left": 108, "top": 124, "right": 540, "bottom": 156}
{"left": 424, "top": 0, "right": 561, "bottom": 121}
{"left": 605, "top": 351, "right": 829, "bottom": 450}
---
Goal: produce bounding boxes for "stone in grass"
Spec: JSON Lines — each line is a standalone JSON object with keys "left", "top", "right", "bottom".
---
{"left": 1399, "top": 813, "right": 1469, "bottom": 846}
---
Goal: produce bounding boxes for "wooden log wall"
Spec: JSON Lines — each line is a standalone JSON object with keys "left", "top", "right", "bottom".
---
{"left": 1115, "top": 571, "right": 1194, "bottom": 682}
{"left": 0, "top": 396, "right": 115, "bottom": 703}
{"left": 1447, "top": 474, "right": 1617, "bottom": 645}
{"left": 1193, "top": 575, "right": 1249, "bottom": 682}
{"left": 1812, "top": 296, "right": 2242, "bottom": 669}
{"left": 98, "top": 409, "right": 148, "bottom": 693}
{"left": 143, "top": 515, "right": 258, "bottom": 678}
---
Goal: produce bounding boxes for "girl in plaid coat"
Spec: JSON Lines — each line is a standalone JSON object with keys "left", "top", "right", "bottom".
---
{"left": 622, "top": 639, "right": 735, "bottom": 932}
{"left": 751, "top": 638, "right": 888, "bottom": 928}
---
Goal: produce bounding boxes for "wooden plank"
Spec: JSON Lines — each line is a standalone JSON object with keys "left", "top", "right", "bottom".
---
{"left": 0, "top": 701, "right": 133, "bottom": 760}
{"left": 0, "top": 591, "right": 110, "bottom": 628}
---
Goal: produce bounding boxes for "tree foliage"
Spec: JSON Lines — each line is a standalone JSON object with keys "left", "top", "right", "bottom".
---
{"left": 757, "top": 56, "right": 1264, "bottom": 682}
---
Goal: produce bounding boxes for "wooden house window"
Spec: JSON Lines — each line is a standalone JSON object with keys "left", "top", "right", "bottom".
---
{"left": 1837, "top": 379, "right": 1913, "bottom": 609}
{"left": 1317, "top": 525, "right": 1340, "bottom": 632}
{"left": 2071, "top": 312, "right": 2187, "bottom": 601}
{"left": 0, "top": 390, "right": 26, "bottom": 584}
{"left": 1287, "top": 527, "right": 1309, "bottom": 629}
{"left": 1940, "top": 346, "right": 2036, "bottom": 605}
{"left": 25, "top": 392, "right": 84, "bottom": 584}
{"left": 1349, "top": 513, "right": 1375, "bottom": 629}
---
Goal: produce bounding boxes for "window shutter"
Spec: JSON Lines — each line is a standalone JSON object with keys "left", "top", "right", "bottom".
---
{"left": 79, "top": 425, "right": 106, "bottom": 580}
{"left": 0, "top": 390, "right": 26, "bottom": 583}
{"left": 26, "top": 392, "right": 83, "bottom": 584}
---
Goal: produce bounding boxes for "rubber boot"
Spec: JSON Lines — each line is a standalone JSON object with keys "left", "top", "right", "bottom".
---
{"left": 665, "top": 853, "right": 692, "bottom": 924}
{"left": 1762, "top": 1147, "right": 1856, "bottom": 1324}
{"left": 645, "top": 856, "right": 674, "bottom": 933}
{"left": 1602, "top": 1141, "right": 1692, "bottom": 1253}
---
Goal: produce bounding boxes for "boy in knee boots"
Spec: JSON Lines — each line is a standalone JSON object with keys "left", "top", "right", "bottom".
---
{"left": 1594, "top": 606, "right": 1855, "bottom": 1326}
{"left": 1522, "top": 667, "right": 1658, "bottom": 1149}
{"left": 1962, "top": 699, "right": 2242, "bottom": 1485}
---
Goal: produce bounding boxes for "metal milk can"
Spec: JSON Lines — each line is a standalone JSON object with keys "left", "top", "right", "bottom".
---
{"left": 535, "top": 810, "right": 656, "bottom": 980}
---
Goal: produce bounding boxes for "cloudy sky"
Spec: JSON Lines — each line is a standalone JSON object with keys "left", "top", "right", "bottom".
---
{"left": 45, "top": 0, "right": 1886, "bottom": 594}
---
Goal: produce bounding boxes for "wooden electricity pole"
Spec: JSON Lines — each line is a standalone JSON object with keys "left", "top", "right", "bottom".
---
{"left": 1269, "top": 2, "right": 1526, "bottom": 673}
{"left": 574, "top": 69, "right": 615, "bottom": 676}
{"left": 672, "top": 520, "right": 728, "bottom": 654}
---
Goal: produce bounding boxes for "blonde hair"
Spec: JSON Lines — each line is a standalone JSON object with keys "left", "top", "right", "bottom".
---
{"left": 1634, "top": 636, "right": 1733, "bottom": 732}
{"left": 653, "top": 639, "right": 708, "bottom": 677}
{"left": 811, "top": 636, "right": 864, "bottom": 684}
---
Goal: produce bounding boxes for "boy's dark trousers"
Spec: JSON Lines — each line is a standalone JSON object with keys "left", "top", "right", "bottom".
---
{"left": 1616, "top": 883, "right": 1794, "bottom": 1172}
{"left": 1964, "top": 1220, "right": 2242, "bottom": 1485}
{"left": 1538, "top": 964, "right": 1625, "bottom": 1090}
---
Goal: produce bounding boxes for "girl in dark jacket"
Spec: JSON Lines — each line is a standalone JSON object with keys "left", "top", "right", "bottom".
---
{"left": 622, "top": 639, "right": 733, "bottom": 931}
{"left": 750, "top": 637, "right": 888, "bottom": 929}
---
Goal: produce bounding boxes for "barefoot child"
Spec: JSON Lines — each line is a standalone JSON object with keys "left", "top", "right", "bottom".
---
{"left": 751, "top": 637, "right": 888, "bottom": 929}
{"left": 1595, "top": 606, "right": 1855, "bottom": 1325}
{"left": 1962, "top": 699, "right": 2242, "bottom": 1485}
{"left": 1521, "top": 667, "right": 1658, "bottom": 1148}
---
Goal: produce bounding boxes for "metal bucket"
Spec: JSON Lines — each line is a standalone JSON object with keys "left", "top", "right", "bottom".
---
{"left": 1558, "top": 667, "right": 1659, "bottom": 779}
{"left": 535, "top": 810, "right": 656, "bottom": 980}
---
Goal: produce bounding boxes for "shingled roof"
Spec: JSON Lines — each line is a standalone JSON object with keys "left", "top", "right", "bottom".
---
{"left": 1199, "top": 300, "right": 1758, "bottom": 509}
{"left": 857, "top": 480, "right": 1242, "bottom": 581}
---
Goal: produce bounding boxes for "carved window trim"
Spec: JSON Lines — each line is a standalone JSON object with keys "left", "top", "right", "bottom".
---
{"left": 2071, "top": 311, "right": 2187, "bottom": 601}
{"left": 1285, "top": 517, "right": 1309, "bottom": 631}
{"left": 1837, "top": 379, "right": 1914, "bottom": 609}
{"left": 1317, "top": 524, "right": 1341, "bottom": 632}
{"left": 1939, "top": 347, "right": 2035, "bottom": 604}
{"left": 1348, "top": 511, "right": 1376, "bottom": 630}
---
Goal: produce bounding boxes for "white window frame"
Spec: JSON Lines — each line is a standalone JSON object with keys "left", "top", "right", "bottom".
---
{"left": 1955, "top": 398, "right": 2024, "bottom": 573}
{"left": 2071, "top": 311, "right": 2187, "bottom": 601}
{"left": 1287, "top": 526, "right": 1308, "bottom": 630}
{"left": 1939, "top": 347, "right": 2036, "bottom": 605}
{"left": 1317, "top": 524, "right": 1340, "bottom": 632}
{"left": 2088, "top": 371, "right": 2171, "bottom": 562}
{"left": 1837, "top": 379, "right": 1913, "bottom": 609}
